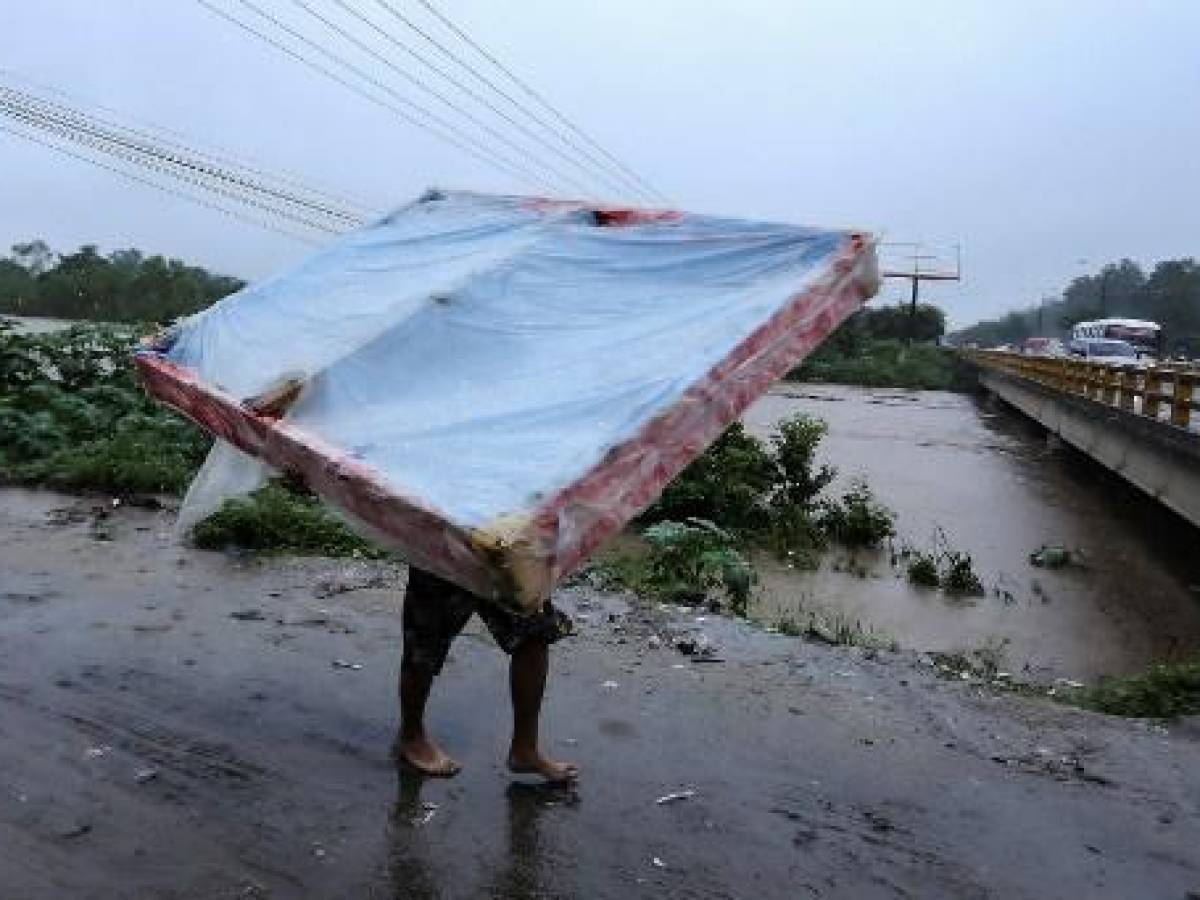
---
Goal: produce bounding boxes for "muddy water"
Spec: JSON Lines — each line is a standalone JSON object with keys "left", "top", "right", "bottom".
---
{"left": 742, "top": 384, "right": 1200, "bottom": 682}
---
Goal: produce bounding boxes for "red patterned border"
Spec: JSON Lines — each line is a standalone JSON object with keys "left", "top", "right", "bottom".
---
{"left": 527, "top": 234, "right": 878, "bottom": 591}
{"left": 135, "top": 354, "right": 501, "bottom": 601}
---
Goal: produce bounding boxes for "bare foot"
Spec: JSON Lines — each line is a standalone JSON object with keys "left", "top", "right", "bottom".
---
{"left": 508, "top": 749, "right": 580, "bottom": 783}
{"left": 394, "top": 734, "right": 461, "bottom": 777}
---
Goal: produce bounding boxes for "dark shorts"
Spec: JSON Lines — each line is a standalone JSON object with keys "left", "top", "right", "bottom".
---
{"left": 401, "top": 568, "right": 573, "bottom": 676}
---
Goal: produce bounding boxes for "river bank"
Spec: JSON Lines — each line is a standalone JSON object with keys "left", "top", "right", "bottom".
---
{"left": 741, "top": 384, "right": 1200, "bottom": 684}
{"left": 2, "top": 487, "right": 1199, "bottom": 898}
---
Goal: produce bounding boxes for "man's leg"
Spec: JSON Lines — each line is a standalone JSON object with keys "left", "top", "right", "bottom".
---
{"left": 395, "top": 569, "right": 473, "bottom": 777}
{"left": 506, "top": 639, "right": 578, "bottom": 783}
{"left": 397, "top": 664, "right": 460, "bottom": 777}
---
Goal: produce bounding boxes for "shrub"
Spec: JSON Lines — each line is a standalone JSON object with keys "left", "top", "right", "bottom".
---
{"left": 941, "top": 549, "right": 985, "bottom": 596}
{"left": 0, "top": 326, "right": 211, "bottom": 494}
{"left": 640, "top": 518, "right": 754, "bottom": 614}
{"left": 1064, "top": 661, "right": 1200, "bottom": 720}
{"left": 769, "top": 415, "right": 835, "bottom": 511}
{"left": 191, "top": 482, "right": 385, "bottom": 557}
{"left": 902, "top": 531, "right": 986, "bottom": 596}
{"left": 818, "top": 480, "right": 896, "bottom": 548}
{"left": 906, "top": 550, "right": 940, "bottom": 587}
{"left": 645, "top": 422, "right": 776, "bottom": 532}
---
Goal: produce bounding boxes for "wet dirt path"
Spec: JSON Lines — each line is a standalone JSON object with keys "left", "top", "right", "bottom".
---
{"left": 1, "top": 488, "right": 1199, "bottom": 898}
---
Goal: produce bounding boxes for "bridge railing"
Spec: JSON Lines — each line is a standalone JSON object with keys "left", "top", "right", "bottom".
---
{"left": 961, "top": 350, "right": 1198, "bottom": 432}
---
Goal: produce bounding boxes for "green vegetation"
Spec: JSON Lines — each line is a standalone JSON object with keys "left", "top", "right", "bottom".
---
{"left": 639, "top": 519, "right": 753, "bottom": 614}
{"left": 900, "top": 533, "right": 985, "bottom": 596}
{"left": 601, "top": 413, "right": 897, "bottom": 613}
{"left": 644, "top": 414, "right": 892, "bottom": 554}
{"left": 0, "top": 322, "right": 210, "bottom": 494}
{"left": 791, "top": 339, "right": 964, "bottom": 391}
{"left": 645, "top": 421, "right": 780, "bottom": 533}
{"left": 953, "top": 257, "right": 1200, "bottom": 357}
{"left": 0, "top": 240, "right": 242, "bottom": 322}
{"left": 905, "top": 550, "right": 941, "bottom": 587}
{"left": 931, "top": 638, "right": 1009, "bottom": 680}
{"left": 775, "top": 605, "right": 897, "bottom": 651}
{"left": 786, "top": 303, "right": 968, "bottom": 391}
{"left": 1061, "top": 660, "right": 1200, "bottom": 720}
{"left": 817, "top": 480, "right": 896, "bottom": 548}
{"left": 0, "top": 322, "right": 373, "bottom": 558}
{"left": 192, "top": 483, "right": 385, "bottom": 558}
{"left": 941, "top": 549, "right": 985, "bottom": 596}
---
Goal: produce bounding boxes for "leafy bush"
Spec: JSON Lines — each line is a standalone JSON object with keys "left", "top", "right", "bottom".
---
{"left": 640, "top": 518, "right": 753, "bottom": 614}
{"left": 645, "top": 422, "right": 777, "bottom": 533}
{"left": 770, "top": 415, "right": 836, "bottom": 511}
{"left": 191, "top": 482, "right": 385, "bottom": 558}
{"left": 818, "top": 480, "right": 896, "bottom": 548}
{"left": 901, "top": 531, "right": 985, "bottom": 596}
{"left": 0, "top": 325, "right": 211, "bottom": 493}
{"left": 1065, "top": 661, "right": 1200, "bottom": 720}
{"left": 941, "top": 549, "right": 985, "bottom": 596}
{"left": 906, "top": 550, "right": 940, "bottom": 587}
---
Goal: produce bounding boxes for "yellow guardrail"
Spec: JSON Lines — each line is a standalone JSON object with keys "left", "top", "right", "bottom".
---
{"left": 961, "top": 350, "right": 1198, "bottom": 431}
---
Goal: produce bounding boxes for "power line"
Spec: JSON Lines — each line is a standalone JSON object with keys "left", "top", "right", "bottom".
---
{"left": 0, "top": 122, "right": 321, "bottom": 245}
{"left": 0, "top": 85, "right": 363, "bottom": 230}
{"left": 1, "top": 100, "right": 343, "bottom": 237}
{"left": 283, "top": 0, "right": 596, "bottom": 198}
{"left": 327, "top": 0, "right": 635, "bottom": 201}
{"left": 415, "top": 0, "right": 670, "bottom": 204}
{"left": 0, "top": 67, "right": 381, "bottom": 217}
{"left": 198, "top": 0, "right": 555, "bottom": 194}
{"left": 371, "top": 0, "right": 657, "bottom": 203}
{"left": 0, "top": 86, "right": 356, "bottom": 233}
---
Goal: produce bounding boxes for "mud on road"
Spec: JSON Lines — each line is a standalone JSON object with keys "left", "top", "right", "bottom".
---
{"left": 1, "top": 487, "right": 1199, "bottom": 899}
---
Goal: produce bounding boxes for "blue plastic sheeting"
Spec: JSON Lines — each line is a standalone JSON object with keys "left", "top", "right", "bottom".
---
{"left": 167, "top": 190, "right": 856, "bottom": 531}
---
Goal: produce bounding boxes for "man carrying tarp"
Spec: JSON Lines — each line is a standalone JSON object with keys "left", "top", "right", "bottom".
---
{"left": 395, "top": 567, "right": 579, "bottom": 782}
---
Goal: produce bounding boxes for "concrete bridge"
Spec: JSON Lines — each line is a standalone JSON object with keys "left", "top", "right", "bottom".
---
{"left": 962, "top": 351, "right": 1200, "bottom": 529}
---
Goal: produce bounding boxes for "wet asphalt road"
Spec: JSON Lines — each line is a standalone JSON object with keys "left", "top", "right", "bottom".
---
{"left": 1, "top": 488, "right": 1199, "bottom": 899}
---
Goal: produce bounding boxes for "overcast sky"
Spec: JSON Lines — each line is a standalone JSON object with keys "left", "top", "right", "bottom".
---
{"left": 2, "top": 0, "right": 1198, "bottom": 326}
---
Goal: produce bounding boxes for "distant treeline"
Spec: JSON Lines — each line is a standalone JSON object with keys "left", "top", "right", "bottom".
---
{"left": 0, "top": 240, "right": 244, "bottom": 323}
{"left": 952, "top": 258, "right": 1200, "bottom": 355}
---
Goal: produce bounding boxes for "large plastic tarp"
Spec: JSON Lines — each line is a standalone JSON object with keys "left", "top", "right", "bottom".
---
{"left": 138, "top": 190, "right": 879, "bottom": 610}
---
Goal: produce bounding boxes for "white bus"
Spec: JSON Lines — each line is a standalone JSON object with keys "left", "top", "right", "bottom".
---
{"left": 1070, "top": 319, "right": 1162, "bottom": 359}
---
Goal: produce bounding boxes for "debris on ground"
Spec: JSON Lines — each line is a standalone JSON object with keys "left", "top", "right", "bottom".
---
{"left": 674, "top": 633, "right": 718, "bottom": 658}
{"left": 1030, "top": 545, "right": 1071, "bottom": 568}
{"left": 83, "top": 746, "right": 110, "bottom": 760}
{"left": 133, "top": 767, "right": 159, "bottom": 784}
{"left": 331, "top": 659, "right": 363, "bottom": 671}
{"left": 412, "top": 801, "right": 439, "bottom": 827}
{"left": 56, "top": 822, "right": 93, "bottom": 840}
{"left": 600, "top": 680, "right": 619, "bottom": 690}
{"left": 655, "top": 789, "right": 696, "bottom": 805}
{"left": 651, "top": 857, "right": 667, "bottom": 869}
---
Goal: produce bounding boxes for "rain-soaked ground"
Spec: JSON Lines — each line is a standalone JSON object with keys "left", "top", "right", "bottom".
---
{"left": 2, "top": 488, "right": 1200, "bottom": 898}
{"left": 742, "top": 385, "right": 1200, "bottom": 683}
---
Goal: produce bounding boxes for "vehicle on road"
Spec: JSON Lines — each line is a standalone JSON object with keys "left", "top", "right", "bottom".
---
{"left": 1067, "top": 337, "right": 1141, "bottom": 366}
{"left": 1071, "top": 319, "right": 1162, "bottom": 360}
{"left": 1021, "top": 336, "right": 1065, "bottom": 357}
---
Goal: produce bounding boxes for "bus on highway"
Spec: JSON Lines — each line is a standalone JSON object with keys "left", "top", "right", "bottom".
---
{"left": 1070, "top": 319, "right": 1162, "bottom": 359}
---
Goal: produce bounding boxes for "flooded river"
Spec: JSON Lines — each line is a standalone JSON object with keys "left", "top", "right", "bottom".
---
{"left": 742, "top": 384, "right": 1200, "bottom": 683}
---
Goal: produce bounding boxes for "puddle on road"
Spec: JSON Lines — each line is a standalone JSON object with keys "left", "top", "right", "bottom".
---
{"left": 742, "top": 384, "right": 1200, "bottom": 682}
